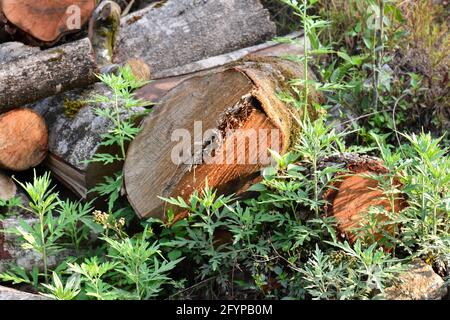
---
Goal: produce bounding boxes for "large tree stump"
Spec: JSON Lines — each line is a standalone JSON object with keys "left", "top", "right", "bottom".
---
{"left": 0, "top": 109, "right": 48, "bottom": 171}
{"left": 124, "top": 56, "right": 323, "bottom": 219}
{"left": 0, "top": 0, "right": 276, "bottom": 111}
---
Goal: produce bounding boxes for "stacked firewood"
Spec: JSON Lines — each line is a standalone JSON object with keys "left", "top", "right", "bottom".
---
{"left": 0, "top": 0, "right": 403, "bottom": 267}
{"left": 0, "top": 0, "right": 277, "bottom": 195}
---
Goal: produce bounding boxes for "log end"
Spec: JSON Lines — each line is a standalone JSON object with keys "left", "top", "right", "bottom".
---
{"left": 0, "top": 108, "right": 48, "bottom": 171}
{"left": 126, "top": 58, "right": 152, "bottom": 82}
{"left": 0, "top": 171, "right": 16, "bottom": 201}
{"left": 323, "top": 155, "right": 405, "bottom": 244}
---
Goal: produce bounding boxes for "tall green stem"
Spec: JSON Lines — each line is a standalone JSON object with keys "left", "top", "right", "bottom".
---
{"left": 39, "top": 209, "right": 49, "bottom": 284}
{"left": 313, "top": 157, "right": 319, "bottom": 218}
{"left": 303, "top": 0, "right": 309, "bottom": 121}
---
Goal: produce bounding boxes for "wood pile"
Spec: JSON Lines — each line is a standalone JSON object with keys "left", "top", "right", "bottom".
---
{"left": 0, "top": 0, "right": 402, "bottom": 271}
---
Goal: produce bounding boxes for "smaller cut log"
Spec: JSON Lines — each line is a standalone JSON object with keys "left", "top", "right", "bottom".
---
{"left": 323, "top": 153, "right": 406, "bottom": 244}
{"left": 0, "top": 215, "right": 69, "bottom": 273}
{"left": 0, "top": 38, "right": 99, "bottom": 113}
{"left": 0, "top": 171, "right": 16, "bottom": 202}
{"left": 0, "top": 109, "right": 48, "bottom": 171}
{"left": 0, "top": 42, "right": 40, "bottom": 64}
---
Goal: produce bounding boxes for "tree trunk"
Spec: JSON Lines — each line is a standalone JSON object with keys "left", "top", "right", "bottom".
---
{"left": 31, "top": 36, "right": 306, "bottom": 200}
{"left": 0, "top": 109, "right": 48, "bottom": 171}
{"left": 0, "top": 0, "right": 275, "bottom": 111}
{"left": 123, "top": 56, "right": 324, "bottom": 219}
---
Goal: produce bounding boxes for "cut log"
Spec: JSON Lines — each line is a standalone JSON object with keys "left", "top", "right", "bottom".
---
{"left": 113, "top": 0, "right": 276, "bottom": 77}
{"left": 0, "top": 38, "right": 99, "bottom": 113}
{"left": 31, "top": 84, "right": 144, "bottom": 199}
{"left": 322, "top": 153, "right": 406, "bottom": 244}
{"left": 0, "top": 109, "right": 48, "bottom": 171}
{"left": 31, "top": 36, "right": 306, "bottom": 200}
{"left": 0, "top": 42, "right": 40, "bottom": 64}
{"left": 0, "top": 171, "right": 16, "bottom": 201}
{"left": 124, "top": 56, "right": 324, "bottom": 219}
{"left": 0, "top": 0, "right": 276, "bottom": 111}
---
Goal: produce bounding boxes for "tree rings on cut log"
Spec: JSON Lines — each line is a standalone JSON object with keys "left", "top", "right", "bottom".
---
{"left": 0, "top": 109, "right": 48, "bottom": 171}
{"left": 124, "top": 56, "right": 323, "bottom": 219}
{"left": 1, "top": 0, "right": 96, "bottom": 43}
{"left": 323, "top": 154, "right": 406, "bottom": 244}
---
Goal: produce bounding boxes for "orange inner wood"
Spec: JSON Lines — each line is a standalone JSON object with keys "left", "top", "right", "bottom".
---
{"left": 331, "top": 172, "right": 403, "bottom": 243}
{"left": 0, "top": 109, "right": 48, "bottom": 171}
{"left": 172, "top": 108, "right": 281, "bottom": 222}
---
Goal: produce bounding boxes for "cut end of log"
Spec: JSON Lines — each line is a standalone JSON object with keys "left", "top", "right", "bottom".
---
{"left": 124, "top": 57, "right": 320, "bottom": 219}
{"left": 323, "top": 154, "right": 405, "bottom": 244}
{"left": 0, "top": 109, "right": 48, "bottom": 171}
{"left": 126, "top": 58, "right": 152, "bottom": 82}
{"left": 0, "top": 172, "right": 16, "bottom": 201}
{"left": 1, "top": 0, "right": 96, "bottom": 43}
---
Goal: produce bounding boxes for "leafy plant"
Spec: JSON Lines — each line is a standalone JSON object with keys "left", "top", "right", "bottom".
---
{"left": 87, "top": 66, "right": 152, "bottom": 212}
{"left": 8, "top": 172, "right": 61, "bottom": 284}
{"left": 41, "top": 272, "right": 81, "bottom": 300}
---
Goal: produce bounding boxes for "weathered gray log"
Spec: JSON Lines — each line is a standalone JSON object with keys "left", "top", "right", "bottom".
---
{"left": 114, "top": 0, "right": 276, "bottom": 78}
{"left": 0, "top": 0, "right": 276, "bottom": 111}
{"left": 0, "top": 38, "right": 98, "bottom": 112}
{"left": 0, "top": 285, "right": 49, "bottom": 300}
{"left": 0, "top": 171, "right": 69, "bottom": 272}
{"left": 0, "top": 213, "right": 72, "bottom": 273}
{"left": 0, "top": 42, "right": 40, "bottom": 64}
{"left": 31, "top": 37, "right": 305, "bottom": 199}
{"left": 32, "top": 83, "right": 145, "bottom": 199}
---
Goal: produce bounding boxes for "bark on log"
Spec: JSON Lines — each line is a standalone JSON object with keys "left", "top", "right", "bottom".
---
{"left": 0, "top": 285, "right": 49, "bottom": 300}
{"left": 0, "top": 211, "right": 69, "bottom": 273}
{"left": 0, "top": 38, "right": 98, "bottom": 112}
{"left": 31, "top": 37, "right": 306, "bottom": 200}
{"left": 31, "top": 83, "right": 145, "bottom": 199}
{"left": 0, "top": 173, "right": 42, "bottom": 272}
{"left": 0, "top": 0, "right": 276, "bottom": 111}
{"left": 124, "top": 56, "right": 323, "bottom": 219}
{"left": 114, "top": 0, "right": 276, "bottom": 78}
{"left": 322, "top": 153, "right": 406, "bottom": 244}
{"left": 0, "top": 109, "right": 48, "bottom": 171}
